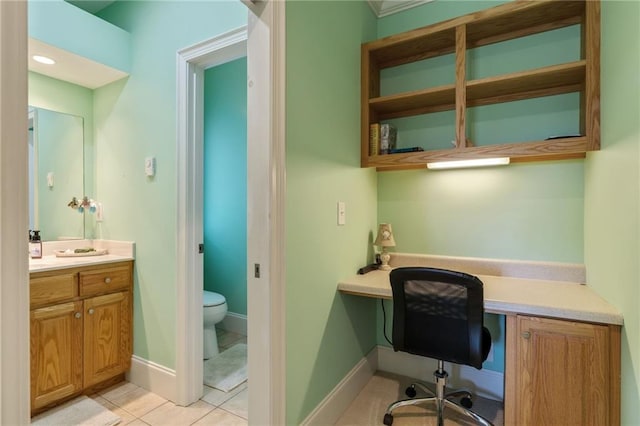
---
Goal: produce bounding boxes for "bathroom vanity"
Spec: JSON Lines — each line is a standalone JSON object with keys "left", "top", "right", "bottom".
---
{"left": 30, "top": 254, "right": 133, "bottom": 415}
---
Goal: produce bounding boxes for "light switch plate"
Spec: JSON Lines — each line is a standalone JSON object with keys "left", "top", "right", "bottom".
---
{"left": 337, "top": 201, "right": 346, "bottom": 225}
{"left": 145, "top": 157, "right": 156, "bottom": 177}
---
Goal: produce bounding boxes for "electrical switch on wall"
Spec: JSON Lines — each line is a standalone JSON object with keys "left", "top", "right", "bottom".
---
{"left": 337, "top": 201, "right": 346, "bottom": 225}
{"left": 145, "top": 157, "right": 156, "bottom": 177}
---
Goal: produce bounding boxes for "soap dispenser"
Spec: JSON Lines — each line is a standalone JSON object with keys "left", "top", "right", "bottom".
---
{"left": 29, "top": 230, "right": 42, "bottom": 259}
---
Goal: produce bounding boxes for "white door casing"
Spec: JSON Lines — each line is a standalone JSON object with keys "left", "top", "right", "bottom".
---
{"left": 0, "top": 0, "right": 30, "bottom": 423}
{"left": 175, "top": 1, "right": 286, "bottom": 424}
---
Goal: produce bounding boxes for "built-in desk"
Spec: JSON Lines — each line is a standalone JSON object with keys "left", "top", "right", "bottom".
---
{"left": 339, "top": 270, "right": 622, "bottom": 325}
{"left": 338, "top": 255, "right": 622, "bottom": 425}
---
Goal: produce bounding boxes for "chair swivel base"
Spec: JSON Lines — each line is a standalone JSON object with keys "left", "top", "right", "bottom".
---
{"left": 382, "top": 366, "right": 493, "bottom": 426}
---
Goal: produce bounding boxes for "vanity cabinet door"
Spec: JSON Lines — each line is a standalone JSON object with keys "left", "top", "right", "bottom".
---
{"left": 30, "top": 301, "right": 83, "bottom": 410}
{"left": 83, "top": 291, "right": 132, "bottom": 388}
{"left": 514, "top": 315, "right": 616, "bottom": 426}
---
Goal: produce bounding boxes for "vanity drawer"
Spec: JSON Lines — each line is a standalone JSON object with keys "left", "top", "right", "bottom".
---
{"left": 30, "top": 274, "right": 77, "bottom": 308}
{"left": 79, "top": 264, "right": 132, "bottom": 297}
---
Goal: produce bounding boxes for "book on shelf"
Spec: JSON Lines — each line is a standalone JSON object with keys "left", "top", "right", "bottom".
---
{"left": 389, "top": 147, "right": 424, "bottom": 154}
{"left": 369, "top": 123, "right": 380, "bottom": 156}
{"left": 380, "top": 123, "right": 397, "bottom": 154}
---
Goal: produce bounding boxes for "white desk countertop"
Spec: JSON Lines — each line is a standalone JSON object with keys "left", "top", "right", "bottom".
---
{"left": 338, "top": 269, "right": 623, "bottom": 326}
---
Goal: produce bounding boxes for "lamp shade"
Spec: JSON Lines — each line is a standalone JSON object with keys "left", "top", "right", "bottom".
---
{"left": 374, "top": 223, "right": 396, "bottom": 247}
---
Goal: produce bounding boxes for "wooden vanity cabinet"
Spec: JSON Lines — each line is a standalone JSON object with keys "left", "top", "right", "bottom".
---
{"left": 30, "top": 261, "right": 133, "bottom": 414}
{"left": 505, "top": 315, "right": 621, "bottom": 425}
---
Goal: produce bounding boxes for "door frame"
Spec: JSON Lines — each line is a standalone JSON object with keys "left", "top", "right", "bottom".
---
{"left": 0, "top": 0, "right": 30, "bottom": 423}
{"left": 175, "top": 1, "right": 286, "bottom": 423}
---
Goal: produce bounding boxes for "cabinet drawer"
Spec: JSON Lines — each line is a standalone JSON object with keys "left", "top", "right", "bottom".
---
{"left": 30, "top": 274, "right": 77, "bottom": 308}
{"left": 79, "top": 265, "right": 131, "bottom": 297}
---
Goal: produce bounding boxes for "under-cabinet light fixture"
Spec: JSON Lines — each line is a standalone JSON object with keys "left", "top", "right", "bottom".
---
{"left": 32, "top": 55, "right": 56, "bottom": 65}
{"left": 427, "top": 157, "right": 510, "bottom": 170}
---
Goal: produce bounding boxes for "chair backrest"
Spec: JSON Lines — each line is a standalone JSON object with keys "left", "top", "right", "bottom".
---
{"left": 390, "top": 267, "right": 486, "bottom": 369}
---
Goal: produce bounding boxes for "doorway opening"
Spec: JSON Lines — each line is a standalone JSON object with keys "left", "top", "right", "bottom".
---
{"left": 201, "top": 54, "right": 249, "bottom": 411}
{"left": 176, "top": 1, "right": 286, "bottom": 423}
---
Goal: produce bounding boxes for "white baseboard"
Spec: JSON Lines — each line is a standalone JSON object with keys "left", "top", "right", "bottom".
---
{"left": 377, "top": 346, "right": 504, "bottom": 401}
{"left": 300, "top": 348, "right": 378, "bottom": 426}
{"left": 127, "top": 355, "right": 178, "bottom": 403}
{"left": 220, "top": 312, "right": 247, "bottom": 336}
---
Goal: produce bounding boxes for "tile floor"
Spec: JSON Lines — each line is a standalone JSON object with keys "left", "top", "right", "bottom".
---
{"left": 336, "top": 371, "right": 504, "bottom": 426}
{"left": 88, "top": 329, "right": 248, "bottom": 426}
{"left": 83, "top": 330, "right": 502, "bottom": 426}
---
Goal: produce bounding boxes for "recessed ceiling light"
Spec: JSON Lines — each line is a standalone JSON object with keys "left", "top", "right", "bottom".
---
{"left": 32, "top": 55, "right": 56, "bottom": 65}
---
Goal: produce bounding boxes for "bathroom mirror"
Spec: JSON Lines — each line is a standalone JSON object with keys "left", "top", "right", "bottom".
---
{"left": 28, "top": 107, "right": 85, "bottom": 241}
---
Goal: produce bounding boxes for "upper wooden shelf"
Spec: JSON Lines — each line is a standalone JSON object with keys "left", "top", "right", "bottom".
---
{"left": 361, "top": 0, "right": 600, "bottom": 170}
{"left": 365, "top": 1, "right": 585, "bottom": 69}
{"left": 466, "top": 61, "right": 586, "bottom": 107}
{"left": 370, "top": 61, "right": 586, "bottom": 121}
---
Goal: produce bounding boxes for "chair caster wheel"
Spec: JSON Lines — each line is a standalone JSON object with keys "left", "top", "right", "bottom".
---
{"left": 383, "top": 413, "right": 394, "bottom": 425}
{"left": 405, "top": 385, "right": 417, "bottom": 398}
{"left": 460, "top": 396, "right": 473, "bottom": 409}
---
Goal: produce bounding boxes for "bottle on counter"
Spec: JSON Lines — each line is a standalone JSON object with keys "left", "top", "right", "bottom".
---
{"left": 29, "top": 230, "right": 42, "bottom": 259}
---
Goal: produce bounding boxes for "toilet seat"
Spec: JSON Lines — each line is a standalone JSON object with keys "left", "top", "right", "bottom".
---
{"left": 203, "top": 290, "right": 226, "bottom": 307}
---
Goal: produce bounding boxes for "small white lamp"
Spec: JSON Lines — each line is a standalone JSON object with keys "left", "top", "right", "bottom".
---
{"left": 374, "top": 223, "right": 396, "bottom": 271}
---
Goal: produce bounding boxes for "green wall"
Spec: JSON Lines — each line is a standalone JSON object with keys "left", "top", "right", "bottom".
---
{"left": 28, "top": 71, "right": 95, "bottom": 239}
{"left": 285, "top": 1, "right": 378, "bottom": 423}
{"left": 375, "top": 0, "right": 585, "bottom": 263}
{"left": 374, "top": 0, "right": 585, "bottom": 378}
{"left": 585, "top": 2, "right": 640, "bottom": 424}
{"left": 203, "top": 58, "right": 248, "bottom": 316}
{"left": 29, "top": 0, "right": 131, "bottom": 73}
{"left": 94, "top": 1, "right": 247, "bottom": 369}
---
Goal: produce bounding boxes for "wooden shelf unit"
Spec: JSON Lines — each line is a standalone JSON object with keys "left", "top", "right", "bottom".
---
{"left": 361, "top": 0, "right": 600, "bottom": 170}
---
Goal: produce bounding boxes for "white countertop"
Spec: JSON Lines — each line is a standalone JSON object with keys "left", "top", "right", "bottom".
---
{"left": 29, "top": 254, "right": 134, "bottom": 273}
{"left": 29, "top": 239, "right": 135, "bottom": 273}
{"left": 338, "top": 269, "right": 623, "bottom": 326}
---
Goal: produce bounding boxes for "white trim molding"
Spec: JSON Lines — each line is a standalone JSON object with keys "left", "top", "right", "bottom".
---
{"left": 377, "top": 346, "right": 504, "bottom": 401}
{"left": 245, "top": 0, "right": 287, "bottom": 423}
{"left": 127, "top": 356, "right": 178, "bottom": 403}
{"left": 301, "top": 349, "right": 378, "bottom": 426}
{"left": 367, "top": 0, "right": 433, "bottom": 18}
{"left": 175, "top": 25, "right": 248, "bottom": 407}
{"left": 0, "top": 1, "right": 30, "bottom": 423}
{"left": 221, "top": 312, "right": 248, "bottom": 336}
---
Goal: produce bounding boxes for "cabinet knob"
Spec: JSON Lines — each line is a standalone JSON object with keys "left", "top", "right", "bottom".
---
{"left": 74, "top": 312, "right": 81, "bottom": 319}
{"left": 88, "top": 308, "right": 95, "bottom": 315}
{"left": 522, "top": 331, "right": 531, "bottom": 339}
{"left": 104, "top": 277, "right": 112, "bottom": 284}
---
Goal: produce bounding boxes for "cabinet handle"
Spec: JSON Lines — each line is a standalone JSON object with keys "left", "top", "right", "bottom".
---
{"left": 522, "top": 331, "right": 531, "bottom": 339}
{"left": 75, "top": 312, "right": 81, "bottom": 319}
{"left": 88, "top": 308, "right": 95, "bottom": 315}
{"left": 104, "top": 277, "right": 112, "bottom": 284}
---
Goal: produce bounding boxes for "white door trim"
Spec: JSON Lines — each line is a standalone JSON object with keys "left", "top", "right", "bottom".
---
{"left": 0, "top": 1, "right": 30, "bottom": 423}
{"left": 176, "top": 25, "right": 247, "bottom": 406}
{"left": 245, "top": 1, "right": 287, "bottom": 422}
{"left": 175, "top": 1, "right": 286, "bottom": 423}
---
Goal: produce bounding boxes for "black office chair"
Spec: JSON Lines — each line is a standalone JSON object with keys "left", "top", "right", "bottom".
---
{"left": 382, "top": 267, "right": 493, "bottom": 426}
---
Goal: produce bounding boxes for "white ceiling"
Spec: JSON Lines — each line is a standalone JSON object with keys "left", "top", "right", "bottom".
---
{"left": 29, "top": 38, "right": 128, "bottom": 89}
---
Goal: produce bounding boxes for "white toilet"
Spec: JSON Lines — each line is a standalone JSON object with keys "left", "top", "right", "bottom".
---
{"left": 203, "top": 290, "right": 228, "bottom": 359}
